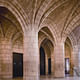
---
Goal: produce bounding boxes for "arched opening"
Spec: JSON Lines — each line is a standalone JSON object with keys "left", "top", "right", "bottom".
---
{"left": 38, "top": 27, "right": 54, "bottom": 76}
{"left": 65, "top": 37, "right": 73, "bottom": 76}
{"left": 67, "top": 26, "right": 80, "bottom": 77}
{"left": 40, "top": 38, "right": 52, "bottom": 76}
{"left": 0, "top": 7, "right": 24, "bottom": 78}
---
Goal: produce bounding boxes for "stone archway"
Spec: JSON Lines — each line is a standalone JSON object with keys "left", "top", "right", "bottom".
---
{"left": 38, "top": 27, "right": 54, "bottom": 76}
{"left": 65, "top": 37, "right": 73, "bottom": 76}
{"left": 39, "top": 38, "right": 54, "bottom": 76}
{"left": 0, "top": 6, "right": 24, "bottom": 79}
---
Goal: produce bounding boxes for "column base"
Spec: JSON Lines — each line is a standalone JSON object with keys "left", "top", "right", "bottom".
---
{"left": 54, "top": 71, "right": 65, "bottom": 78}
{"left": 24, "top": 76, "right": 40, "bottom": 80}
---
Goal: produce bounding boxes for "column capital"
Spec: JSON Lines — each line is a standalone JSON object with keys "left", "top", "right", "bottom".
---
{"left": 55, "top": 39, "right": 65, "bottom": 46}
{"left": 24, "top": 28, "right": 38, "bottom": 37}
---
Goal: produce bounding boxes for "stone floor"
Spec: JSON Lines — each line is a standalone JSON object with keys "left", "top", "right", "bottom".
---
{"left": 40, "top": 76, "right": 80, "bottom": 80}
{"left": 0, "top": 76, "right": 80, "bottom": 80}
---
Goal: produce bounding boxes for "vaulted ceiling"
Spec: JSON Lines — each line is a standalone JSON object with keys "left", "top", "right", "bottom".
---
{"left": 0, "top": 0, "right": 80, "bottom": 45}
{"left": 17, "top": 0, "right": 80, "bottom": 41}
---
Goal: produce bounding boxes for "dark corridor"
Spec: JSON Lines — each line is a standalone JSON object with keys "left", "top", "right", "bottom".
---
{"left": 40, "top": 47, "right": 46, "bottom": 75}
{"left": 48, "top": 58, "right": 51, "bottom": 74}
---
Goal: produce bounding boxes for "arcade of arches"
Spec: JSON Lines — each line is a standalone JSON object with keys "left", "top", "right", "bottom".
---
{"left": 0, "top": 0, "right": 80, "bottom": 80}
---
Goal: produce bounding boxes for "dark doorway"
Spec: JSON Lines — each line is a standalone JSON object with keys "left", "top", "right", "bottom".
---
{"left": 13, "top": 53, "right": 23, "bottom": 78}
{"left": 65, "top": 58, "right": 70, "bottom": 74}
{"left": 48, "top": 58, "right": 51, "bottom": 74}
{"left": 40, "top": 47, "right": 46, "bottom": 75}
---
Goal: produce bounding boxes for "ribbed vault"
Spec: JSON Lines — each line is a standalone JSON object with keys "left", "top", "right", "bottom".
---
{"left": 39, "top": 27, "right": 54, "bottom": 48}
{"left": 0, "top": 7, "right": 23, "bottom": 52}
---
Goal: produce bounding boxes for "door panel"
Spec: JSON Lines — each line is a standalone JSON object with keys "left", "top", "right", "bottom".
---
{"left": 13, "top": 53, "right": 23, "bottom": 78}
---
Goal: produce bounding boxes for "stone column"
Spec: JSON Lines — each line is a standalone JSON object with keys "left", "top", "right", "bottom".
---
{"left": 45, "top": 54, "right": 48, "bottom": 75}
{"left": 24, "top": 29, "right": 39, "bottom": 80}
{"left": 51, "top": 50, "right": 54, "bottom": 75}
{"left": 78, "top": 45, "right": 80, "bottom": 71}
{"left": 73, "top": 45, "right": 79, "bottom": 67}
{"left": 72, "top": 45, "right": 80, "bottom": 75}
{"left": 0, "top": 40, "right": 12, "bottom": 78}
{"left": 79, "top": 51, "right": 80, "bottom": 70}
{"left": 54, "top": 41, "right": 65, "bottom": 77}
